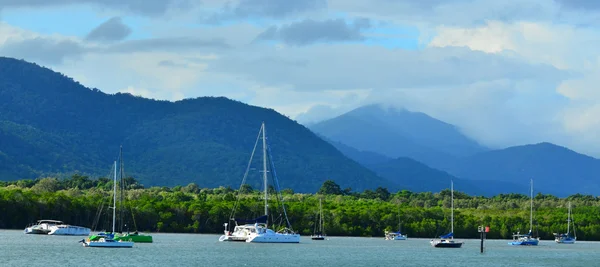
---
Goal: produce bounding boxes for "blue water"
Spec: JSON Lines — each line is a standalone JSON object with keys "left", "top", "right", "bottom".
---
{"left": 1, "top": 230, "right": 598, "bottom": 266}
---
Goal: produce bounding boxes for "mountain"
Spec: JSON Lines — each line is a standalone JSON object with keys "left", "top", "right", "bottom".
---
{"left": 325, "top": 139, "right": 520, "bottom": 195}
{"left": 309, "top": 104, "right": 488, "bottom": 169}
{"left": 0, "top": 57, "right": 393, "bottom": 192}
{"left": 445, "top": 142, "right": 600, "bottom": 197}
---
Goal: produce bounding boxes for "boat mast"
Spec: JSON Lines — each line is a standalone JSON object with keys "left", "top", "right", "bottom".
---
{"left": 451, "top": 180, "right": 454, "bottom": 239}
{"left": 119, "top": 145, "right": 124, "bottom": 233}
{"left": 112, "top": 161, "right": 117, "bottom": 234}
{"left": 262, "top": 122, "right": 268, "bottom": 218}
{"left": 529, "top": 179, "right": 533, "bottom": 233}
{"left": 319, "top": 198, "right": 323, "bottom": 234}
{"left": 567, "top": 201, "right": 571, "bottom": 235}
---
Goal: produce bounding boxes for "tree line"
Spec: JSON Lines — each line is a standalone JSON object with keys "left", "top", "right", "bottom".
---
{"left": 2, "top": 176, "right": 600, "bottom": 240}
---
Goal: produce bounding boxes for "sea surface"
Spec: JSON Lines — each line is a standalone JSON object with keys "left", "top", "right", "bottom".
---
{"left": 1, "top": 230, "right": 597, "bottom": 266}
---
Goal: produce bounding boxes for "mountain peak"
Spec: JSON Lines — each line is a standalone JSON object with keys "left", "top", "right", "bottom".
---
{"left": 310, "top": 104, "right": 488, "bottom": 168}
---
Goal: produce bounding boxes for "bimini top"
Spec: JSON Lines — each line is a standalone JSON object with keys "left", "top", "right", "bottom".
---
{"left": 37, "top": 220, "right": 64, "bottom": 224}
{"left": 513, "top": 230, "right": 533, "bottom": 237}
{"left": 439, "top": 232, "right": 454, "bottom": 239}
{"left": 235, "top": 215, "right": 268, "bottom": 225}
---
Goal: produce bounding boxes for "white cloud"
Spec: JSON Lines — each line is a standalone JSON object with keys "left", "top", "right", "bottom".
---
{"left": 1, "top": 1, "right": 600, "bottom": 157}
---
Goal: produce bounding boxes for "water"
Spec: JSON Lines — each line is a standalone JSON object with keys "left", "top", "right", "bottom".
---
{"left": 1, "top": 230, "right": 598, "bottom": 266}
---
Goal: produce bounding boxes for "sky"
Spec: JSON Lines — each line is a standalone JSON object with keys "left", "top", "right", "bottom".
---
{"left": 0, "top": 0, "right": 599, "bottom": 157}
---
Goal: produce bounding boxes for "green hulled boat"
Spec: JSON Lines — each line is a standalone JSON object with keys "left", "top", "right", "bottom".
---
{"left": 88, "top": 146, "right": 154, "bottom": 243}
{"left": 114, "top": 232, "right": 153, "bottom": 243}
{"left": 88, "top": 232, "right": 152, "bottom": 243}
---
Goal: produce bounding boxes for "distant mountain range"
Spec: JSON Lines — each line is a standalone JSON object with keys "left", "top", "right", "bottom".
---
{"left": 310, "top": 104, "right": 488, "bottom": 169}
{"left": 2, "top": 56, "right": 598, "bottom": 196}
{"left": 0, "top": 57, "right": 393, "bottom": 192}
{"left": 311, "top": 105, "right": 600, "bottom": 196}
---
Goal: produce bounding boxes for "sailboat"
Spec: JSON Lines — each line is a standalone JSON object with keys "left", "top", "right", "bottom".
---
{"left": 311, "top": 198, "right": 326, "bottom": 240}
{"left": 113, "top": 146, "right": 153, "bottom": 243}
{"left": 508, "top": 179, "right": 539, "bottom": 246}
{"left": 219, "top": 122, "right": 300, "bottom": 243}
{"left": 554, "top": 201, "right": 576, "bottom": 244}
{"left": 430, "top": 180, "right": 463, "bottom": 248}
{"left": 81, "top": 161, "right": 134, "bottom": 248}
{"left": 385, "top": 205, "right": 407, "bottom": 240}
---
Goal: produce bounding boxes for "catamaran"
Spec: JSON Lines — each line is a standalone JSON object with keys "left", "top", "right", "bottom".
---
{"left": 25, "top": 219, "right": 91, "bottom": 236}
{"left": 219, "top": 122, "right": 300, "bottom": 243}
{"left": 82, "top": 161, "right": 134, "bottom": 248}
{"left": 311, "top": 198, "right": 326, "bottom": 240}
{"left": 554, "top": 201, "right": 576, "bottom": 244}
{"left": 24, "top": 220, "right": 65, "bottom": 234}
{"left": 430, "top": 180, "right": 463, "bottom": 248}
{"left": 509, "top": 179, "right": 539, "bottom": 246}
{"left": 48, "top": 224, "right": 91, "bottom": 236}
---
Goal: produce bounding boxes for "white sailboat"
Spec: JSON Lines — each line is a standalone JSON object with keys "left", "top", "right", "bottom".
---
{"left": 430, "top": 180, "right": 463, "bottom": 248}
{"left": 82, "top": 161, "right": 134, "bottom": 248}
{"left": 385, "top": 205, "right": 407, "bottom": 240}
{"left": 554, "top": 201, "right": 576, "bottom": 244}
{"left": 311, "top": 198, "right": 326, "bottom": 240}
{"left": 509, "top": 179, "right": 539, "bottom": 246}
{"left": 219, "top": 122, "right": 300, "bottom": 243}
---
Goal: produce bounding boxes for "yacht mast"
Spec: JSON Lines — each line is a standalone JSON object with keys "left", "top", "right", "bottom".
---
{"left": 530, "top": 179, "right": 533, "bottom": 233}
{"left": 451, "top": 180, "right": 454, "bottom": 238}
{"left": 319, "top": 198, "right": 323, "bottom": 234}
{"left": 262, "top": 122, "right": 268, "bottom": 218}
{"left": 112, "top": 161, "right": 117, "bottom": 234}
{"left": 567, "top": 201, "right": 571, "bottom": 235}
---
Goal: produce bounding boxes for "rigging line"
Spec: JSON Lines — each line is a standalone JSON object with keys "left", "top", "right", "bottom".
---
{"left": 266, "top": 141, "right": 293, "bottom": 231}
{"left": 119, "top": 145, "right": 125, "bottom": 233}
{"left": 92, "top": 163, "right": 115, "bottom": 231}
{"left": 120, "top": 150, "right": 139, "bottom": 231}
{"left": 229, "top": 126, "right": 262, "bottom": 221}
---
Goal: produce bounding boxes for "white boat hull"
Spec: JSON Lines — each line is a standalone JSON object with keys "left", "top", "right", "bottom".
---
{"left": 247, "top": 233, "right": 300, "bottom": 243}
{"left": 24, "top": 226, "right": 50, "bottom": 234}
{"left": 49, "top": 225, "right": 91, "bottom": 236}
{"left": 82, "top": 238, "right": 134, "bottom": 248}
{"left": 555, "top": 237, "right": 576, "bottom": 244}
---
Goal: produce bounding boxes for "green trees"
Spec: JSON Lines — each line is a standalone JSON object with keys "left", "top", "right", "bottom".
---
{"left": 318, "top": 180, "right": 343, "bottom": 195}
{"left": 2, "top": 178, "right": 600, "bottom": 240}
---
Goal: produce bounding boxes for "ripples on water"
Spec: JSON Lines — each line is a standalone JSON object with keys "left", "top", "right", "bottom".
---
{"left": 1, "top": 230, "right": 597, "bottom": 267}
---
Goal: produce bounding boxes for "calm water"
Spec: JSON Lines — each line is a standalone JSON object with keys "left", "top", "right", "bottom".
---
{"left": 0, "top": 230, "right": 598, "bottom": 266}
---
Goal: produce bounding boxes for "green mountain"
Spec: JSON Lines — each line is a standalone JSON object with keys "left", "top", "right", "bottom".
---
{"left": 0, "top": 57, "right": 393, "bottom": 192}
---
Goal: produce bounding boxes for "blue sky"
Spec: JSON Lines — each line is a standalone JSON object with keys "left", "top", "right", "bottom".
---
{"left": 0, "top": 0, "right": 599, "bottom": 157}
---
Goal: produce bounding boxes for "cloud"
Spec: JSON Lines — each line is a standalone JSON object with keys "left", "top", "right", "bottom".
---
{"left": 0, "top": 0, "right": 193, "bottom": 16}
{"left": 0, "top": 37, "right": 84, "bottom": 64}
{"left": 102, "top": 37, "right": 230, "bottom": 53}
{"left": 255, "top": 18, "right": 371, "bottom": 45}
{"left": 209, "top": 44, "right": 567, "bottom": 92}
{"left": 206, "top": 0, "right": 327, "bottom": 22}
{"left": 85, "top": 17, "right": 131, "bottom": 43}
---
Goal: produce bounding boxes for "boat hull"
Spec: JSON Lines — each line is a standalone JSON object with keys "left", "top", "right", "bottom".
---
{"left": 508, "top": 240, "right": 539, "bottom": 246}
{"left": 430, "top": 239, "right": 463, "bottom": 248}
{"left": 24, "top": 227, "right": 50, "bottom": 235}
{"left": 83, "top": 241, "right": 134, "bottom": 248}
{"left": 82, "top": 238, "right": 134, "bottom": 248}
{"left": 311, "top": 235, "right": 325, "bottom": 240}
{"left": 247, "top": 233, "right": 300, "bottom": 243}
{"left": 555, "top": 238, "right": 576, "bottom": 244}
{"left": 114, "top": 233, "right": 153, "bottom": 243}
{"left": 48, "top": 225, "right": 91, "bottom": 236}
